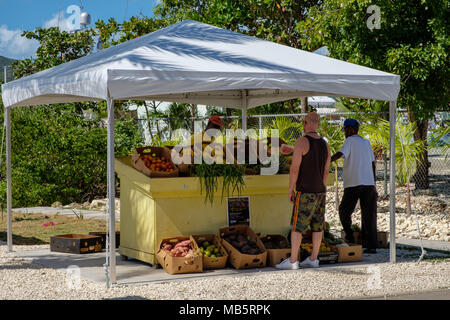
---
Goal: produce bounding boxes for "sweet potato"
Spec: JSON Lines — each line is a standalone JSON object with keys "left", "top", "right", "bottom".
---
{"left": 174, "top": 240, "right": 191, "bottom": 249}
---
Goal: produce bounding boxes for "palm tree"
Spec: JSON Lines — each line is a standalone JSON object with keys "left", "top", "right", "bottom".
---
{"left": 428, "top": 125, "right": 450, "bottom": 162}
{"left": 363, "top": 119, "right": 426, "bottom": 215}
{"left": 318, "top": 117, "right": 345, "bottom": 212}
{"left": 267, "top": 116, "right": 304, "bottom": 145}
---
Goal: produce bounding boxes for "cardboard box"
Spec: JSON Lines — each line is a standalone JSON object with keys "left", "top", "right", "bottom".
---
{"left": 50, "top": 234, "right": 103, "bottom": 254}
{"left": 299, "top": 241, "right": 338, "bottom": 264}
{"left": 335, "top": 243, "right": 363, "bottom": 263}
{"left": 193, "top": 234, "right": 228, "bottom": 270}
{"left": 218, "top": 225, "right": 267, "bottom": 269}
{"left": 341, "top": 231, "right": 389, "bottom": 248}
{"left": 131, "top": 146, "right": 179, "bottom": 178}
{"left": 260, "top": 234, "right": 291, "bottom": 267}
{"left": 88, "top": 231, "right": 120, "bottom": 249}
{"left": 377, "top": 231, "right": 389, "bottom": 248}
{"left": 341, "top": 231, "right": 362, "bottom": 244}
{"left": 156, "top": 236, "right": 203, "bottom": 275}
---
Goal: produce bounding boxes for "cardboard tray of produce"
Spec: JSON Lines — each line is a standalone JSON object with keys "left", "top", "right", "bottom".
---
{"left": 50, "top": 234, "right": 103, "bottom": 254}
{"left": 218, "top": 225, "right": 267, "bottom": 269}
{"left": 260, "top": 234, "right": 291, "bottom": 267}
{"left": 156, "top": 236, "right": 203, "bottom": 275}
{"left": 300, "top": 241, "right": 338, "bottom": 264}
{"left": 192, "top": 234, "right": 228, "bottom": 270}
{"left": 132, "top": 146, "right": 179, "bottom": 178}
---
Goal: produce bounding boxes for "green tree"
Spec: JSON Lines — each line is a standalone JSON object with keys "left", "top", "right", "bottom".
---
{"left": 1, "top": 27, "right": 143, "bottom": 207}
{"left": 363, "top": 119, "right": 426, "bottom": 215}
{"left": 306, "top": 0, "right": 449, "bottom": 189}
{"left": 155, "top": 0, "right": 323, "bottom": 49}
{"left": 13, "top": 27, "right": 96, "bottom": 78}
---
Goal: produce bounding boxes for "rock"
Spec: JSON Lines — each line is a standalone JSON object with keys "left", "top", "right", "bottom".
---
{"left": 90, "top": 199, "right": 107, "bottom": 210}
{"left": 51, "top": 201, "right": 62, "bottom": 208}
{"left": 82, "top": 201, "right": 91, "bottom": 208}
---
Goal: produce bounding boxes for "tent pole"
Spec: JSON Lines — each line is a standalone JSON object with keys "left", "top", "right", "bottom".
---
{"left": 242, "top": 90, "right": 248, "bottom": 131}
{"left": 389, "top": 100, "right": 396, "bottom": 263}
{"left": 4, "top": 65, "right": 13, "bottom": 253}
{"left": 301, "top": 97, "right": 308, "bottom": 113}
{"left": 107, "top": 98, "right": 116, "bottom": 285}
{"left": 5, "top": 105, "right": 12, "bottom": 252}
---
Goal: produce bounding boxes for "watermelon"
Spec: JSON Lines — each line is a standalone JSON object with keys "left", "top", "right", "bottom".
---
{"left": 280, "top": 144, "right": 294, "bottom": 155}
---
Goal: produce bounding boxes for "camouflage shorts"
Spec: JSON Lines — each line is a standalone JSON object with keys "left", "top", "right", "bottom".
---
{"left": 290, "top": 192, "right": 326, "bottom": 233}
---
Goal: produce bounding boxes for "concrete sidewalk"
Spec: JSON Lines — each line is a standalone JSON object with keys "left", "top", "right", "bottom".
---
{"left": 11, "top": 247, "right": 396, "bottom": 286}
{"left": 396, "top": 237, "right": 450, "bottom": 252}
{"left": 10, "top": 245, "right": 449, "bottom": 286}
{"left": 12, "top": 207, "right": 120, "bottom": 221}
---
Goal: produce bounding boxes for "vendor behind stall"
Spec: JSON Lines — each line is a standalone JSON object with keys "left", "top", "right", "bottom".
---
{"left": 181, "top": 115, "right": 225, "bottom": 164}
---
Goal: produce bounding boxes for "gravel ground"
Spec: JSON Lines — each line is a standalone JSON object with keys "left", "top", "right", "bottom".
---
{"left": 1, "top": 244, "right": 449, "bottom": 300}
{"left": 325, "top": 181, "right": 450, "bottom": 241}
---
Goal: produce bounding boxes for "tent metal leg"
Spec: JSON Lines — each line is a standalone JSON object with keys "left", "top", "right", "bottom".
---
{"left": 389, "top": 100, "right": 397, "bottom": 263}
{"left": 5, "top": 106, "right": 12, "bottom": 252}
{"left": 241, "top": 90, "right": 248, "bottom": 131}
{"left": 107, "top": 98, "right": 116, "bottom": 285}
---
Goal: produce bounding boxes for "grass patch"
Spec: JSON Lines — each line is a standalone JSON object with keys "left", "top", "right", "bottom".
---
{"left": 0, "top": 212, "right": 119, "bottom": 245}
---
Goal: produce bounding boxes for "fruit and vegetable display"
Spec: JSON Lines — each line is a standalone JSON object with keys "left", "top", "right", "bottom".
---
{"left": 261, "top": 236, "right": 290, "bottom": 249}
{"left": 301, "top": 241, "right": 333, "bottom": 253}
{"left": 131, "top": 146, "right": 179, "bottom": 178}
{"left": 199, "top": 241, "right": 223, "bottom": 258}
{"left": 222, "top": 231, "right": 264, "bottom": 255}
{"left": 161, "top": 239, "right": 201, "bottom": 258}
{"left": 140, "top": 149, "right": 176, "bottom": 173}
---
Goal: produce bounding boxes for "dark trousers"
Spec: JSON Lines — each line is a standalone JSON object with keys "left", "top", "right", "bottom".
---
{"left": 339, "top": 185, "right": 378, "bottom": 249}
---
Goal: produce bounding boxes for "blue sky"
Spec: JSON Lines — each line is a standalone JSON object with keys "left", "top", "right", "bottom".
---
{"left": 0, "top": 0, "right": 159, "bottom": 60}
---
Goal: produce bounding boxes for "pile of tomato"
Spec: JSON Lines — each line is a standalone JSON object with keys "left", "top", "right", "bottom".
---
{"left": 140, "top": 153, "right": 176, "bottom": 173}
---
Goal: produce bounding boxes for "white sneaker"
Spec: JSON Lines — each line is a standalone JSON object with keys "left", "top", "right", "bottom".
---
{"left": 275, "top": 258, "right": 299, "bottom": 270}
{"left": 299, "top": 256, "right": 319, "bottom": 268}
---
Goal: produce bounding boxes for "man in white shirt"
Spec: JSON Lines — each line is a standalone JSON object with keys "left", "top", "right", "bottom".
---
{"left": 331, "top": 119, "right": 378, "bottom": 253}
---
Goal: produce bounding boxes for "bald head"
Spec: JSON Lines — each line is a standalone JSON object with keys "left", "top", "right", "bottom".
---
{"left": 304, "top": 112, "right": 320, "bottom": 132}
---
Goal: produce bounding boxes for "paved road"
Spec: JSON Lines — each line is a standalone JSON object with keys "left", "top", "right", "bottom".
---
{"left": 361, "top": 288, "right": 450, "bottom": 300}
{"left": 12, "top": 207, "right": 120, "bottom": 221}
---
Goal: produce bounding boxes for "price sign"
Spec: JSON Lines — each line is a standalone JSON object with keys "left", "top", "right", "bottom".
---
{"left": 227, "top": 196, "right": 250, "bottom": 226}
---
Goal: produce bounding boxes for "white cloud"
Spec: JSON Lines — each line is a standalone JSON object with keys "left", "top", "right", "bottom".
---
{"left": 0, "top": 24, "right": 39, "bottom": 59}
{"left": 43, "top": 11, "right": 78, "bottom": 32}
{"left": 0, "top": 7, "right": 82, "bottom": 60}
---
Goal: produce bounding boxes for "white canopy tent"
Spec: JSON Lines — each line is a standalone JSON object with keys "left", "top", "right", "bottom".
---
{"left": 2, "top": 20, "right": 400, "bottom": 287}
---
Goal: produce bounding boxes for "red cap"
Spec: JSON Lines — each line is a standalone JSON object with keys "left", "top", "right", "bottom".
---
{"left": 209, "top": 115, "right": 223, "bottom": 128}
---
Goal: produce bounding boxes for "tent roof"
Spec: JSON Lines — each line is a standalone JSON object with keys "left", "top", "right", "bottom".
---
{"left": 1, "top": 20, "right": 400, "bottom": 108}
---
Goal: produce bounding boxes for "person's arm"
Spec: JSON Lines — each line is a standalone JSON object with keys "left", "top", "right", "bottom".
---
{"left": 331, "top": 152, "right": 343, "bottom": 162}
{"left": 372, "top": 161, "right": 376, "bottom": 184}
{"left": 323, "top": 142, "right": 331, "bottom": 187}
{"left": 289, "top": 137, "right": 305, "bottom": 203}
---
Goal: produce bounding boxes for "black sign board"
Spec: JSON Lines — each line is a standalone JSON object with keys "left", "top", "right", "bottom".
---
{"left": 227, "top": 196, "right": 250, "bottom": 226}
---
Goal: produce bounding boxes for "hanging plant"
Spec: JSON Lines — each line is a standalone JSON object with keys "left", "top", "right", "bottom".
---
{"left": 193, "top": 163, "right": 245, "bottom": 205}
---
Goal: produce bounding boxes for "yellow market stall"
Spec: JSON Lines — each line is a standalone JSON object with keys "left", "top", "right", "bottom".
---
{"left": 116, "top": 156, "right": 330, "bottom": 265}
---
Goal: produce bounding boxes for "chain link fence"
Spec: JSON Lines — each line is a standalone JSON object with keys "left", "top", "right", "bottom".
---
{"left": 136, "top": 110, "right": 450, "bottom": 192}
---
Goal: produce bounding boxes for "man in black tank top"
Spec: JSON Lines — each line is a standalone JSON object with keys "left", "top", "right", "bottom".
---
{"left": 276, "top": 112, "right": 330, "bottom": 270}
